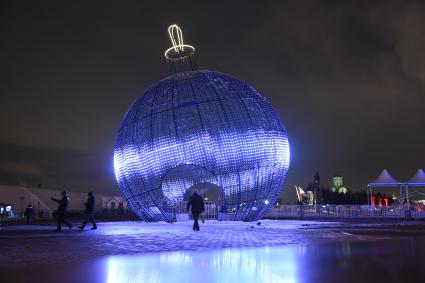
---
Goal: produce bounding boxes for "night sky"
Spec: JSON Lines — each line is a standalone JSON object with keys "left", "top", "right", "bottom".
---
{"left": 1, "top": 1, "right": 424, "bottom": 201}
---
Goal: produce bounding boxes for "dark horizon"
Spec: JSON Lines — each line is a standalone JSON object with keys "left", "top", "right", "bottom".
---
{"left": 1, "top": 1, "right": 424, "bottom": 200}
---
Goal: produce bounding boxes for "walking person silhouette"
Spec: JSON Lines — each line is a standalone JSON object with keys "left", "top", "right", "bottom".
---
{"left": 187, "top": 190, "right": 205, "bottom": 231}
{"left": 24, "top": 203, "right": 33, "bottom": 224}
{"left": 79, "top": 192, "right": 97, "bottom": 230}
{"left": 51, "top": 191, "right": 72, "bottom": 231}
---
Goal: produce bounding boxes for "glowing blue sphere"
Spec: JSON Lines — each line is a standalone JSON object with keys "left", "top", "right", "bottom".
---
{"left": 114, "top": 70, "right": 290, "bottom": 221}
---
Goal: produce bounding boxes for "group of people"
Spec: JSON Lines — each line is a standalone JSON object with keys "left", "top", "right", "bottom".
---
{"left": 50, "top": 189, "right": 205, "bottom": 232}
{"left": 23, "top": 191, "right": 97, "bottom": 231}
{"left": 50, "top": 191, "right": 97, "bottom": 232}
{"left": 25, "top": 189, "right": 205, "bottom": 232}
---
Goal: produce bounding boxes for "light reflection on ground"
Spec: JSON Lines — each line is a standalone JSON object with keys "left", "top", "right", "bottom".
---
{"left": 101, "top": 237, "right": 425, "bottom": 283}
{"left": 105, "top": 246, "right": 298, "bottom": 283}
{"left": 2, "top": 221, "right": 425, "bottom": 282}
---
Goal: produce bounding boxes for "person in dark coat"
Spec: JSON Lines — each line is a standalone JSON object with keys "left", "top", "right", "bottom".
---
{"left": 51, "top": 191, "right": 72, "bottom": 231}
{"left": 186, "top": 190, "right": 205, "bottom": 231}
{"left": 79, "top": 192, "right": 97, "bottom": 230}
{"left": 24, "top": 204, "right": 33, "bottom": 224}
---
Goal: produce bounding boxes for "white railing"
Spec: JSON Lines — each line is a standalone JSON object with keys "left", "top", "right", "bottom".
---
{"left": 264, "top": 205, "right": 425, "bottom": 219}
{"left": 175, "top": 201, "right": 218, "bottom": 220}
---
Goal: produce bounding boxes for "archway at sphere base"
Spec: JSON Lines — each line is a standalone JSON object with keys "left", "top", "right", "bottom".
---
{"left": 160, "top": 164, "right": 224, "bottom": 221}
{"left": 184, "top": 182, "right": 223, "bottom": 220}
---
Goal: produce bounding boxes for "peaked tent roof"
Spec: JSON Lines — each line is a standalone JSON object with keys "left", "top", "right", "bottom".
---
{"left": 407, "top": 169, "right": 425, "bottom": 186}
{"left": 368, "top": 169, "right": 402, "bottom": 187}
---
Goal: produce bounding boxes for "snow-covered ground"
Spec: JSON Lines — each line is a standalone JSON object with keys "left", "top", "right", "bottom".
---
{"left": 1, "top": 220, "right": 425, "bottom": 283}
{"left": 0, "top": 220, "right": 397, "bottom": 265}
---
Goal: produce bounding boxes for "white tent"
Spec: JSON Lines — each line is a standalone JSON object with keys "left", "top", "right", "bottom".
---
{"left": 407, "top": 169, "right": 425, "bottom": 187}
{"left": 367, "top": 169, "right": 425, "bottom": 206}
{"left": 367, "top": 169, "right": 402, "bottom": 205}
{"left": 368, "top": 169, "right": 402, "bottom": 187}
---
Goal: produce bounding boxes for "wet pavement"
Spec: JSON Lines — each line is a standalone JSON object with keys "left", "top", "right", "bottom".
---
{"left": 1, "top": 220, "right": 425, "bottom": 283}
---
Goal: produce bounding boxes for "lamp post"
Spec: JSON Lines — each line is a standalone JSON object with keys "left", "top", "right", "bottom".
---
{"left": 19, "top": 196, "right": 25, "bottom": 218}
{"left": 314, "top": 171, "right": 320, "bottom": 206}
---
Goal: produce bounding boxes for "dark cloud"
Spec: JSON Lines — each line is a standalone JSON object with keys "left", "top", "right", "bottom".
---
{"left": 0, "top": 1, "right": 424, "bottom": 201}
{"left": 0, "top": 143, "right": 117, "bottom": 193}
{"left": 0, "top": 160, "right": 42, "bottom": 175}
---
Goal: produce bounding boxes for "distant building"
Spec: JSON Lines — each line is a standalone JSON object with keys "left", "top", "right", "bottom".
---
{"left": 330, "top": 175, "right": 349, "bottom": 194}
{"left": 0, "top": 185, "right": 127, "bottom": 218}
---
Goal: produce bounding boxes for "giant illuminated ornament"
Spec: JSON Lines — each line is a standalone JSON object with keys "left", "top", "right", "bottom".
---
{"left": 114, "top": 25, "right": 290, "bottom": 222}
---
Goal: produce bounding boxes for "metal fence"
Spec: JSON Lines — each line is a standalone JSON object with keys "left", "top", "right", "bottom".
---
{"left": 264, "top": 205, "right": 425, "bottom": 220}
{"left": 175, "top": 201, "right": 218, "bottom": 221}
{"left": 1, "top": 208, "right": 138, "bottom": 221}
{"left": 5, "top": 204, "right": 425, "bottom": 222}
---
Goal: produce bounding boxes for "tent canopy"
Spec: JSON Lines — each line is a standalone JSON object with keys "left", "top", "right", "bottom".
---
{"left": 407, "top": 169, "right": 425, "bottom": 187}
{"left": 368, "top": 169, "right": 425, "bottom": 188}
{"left": 367, "top": 169, "right": 425, "bottom": 205}
{"left": 368, "top": 169, "right": 402, "bottom": 187}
